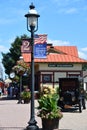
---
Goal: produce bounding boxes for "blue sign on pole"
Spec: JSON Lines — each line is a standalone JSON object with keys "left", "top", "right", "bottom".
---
{"left": 34, "top": 42, "right": 47, "bottom": 58}
{"left": 34, "top": 34, "right": 47, "bottom": 58}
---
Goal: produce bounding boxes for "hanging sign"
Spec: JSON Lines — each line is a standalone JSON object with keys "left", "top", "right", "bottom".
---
{"left": 48, "top": 63, "right": 73, "bottom": 67}
{"left": 21, "top": 39, "right": 31, "bottom": 53}
{"left": 34, "top": 34, "right": 47, "bottom": 58}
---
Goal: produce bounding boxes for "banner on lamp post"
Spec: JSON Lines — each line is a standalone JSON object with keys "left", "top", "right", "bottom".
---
{"left": 21, "top": 38, "right": 31, "bottom": 53}
{"left": 34, "top": 34, "right": 47, "bottom": 58}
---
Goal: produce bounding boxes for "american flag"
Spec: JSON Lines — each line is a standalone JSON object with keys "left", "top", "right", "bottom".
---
{"left": 34, "top": 34, "right": 47, "bottom": 44}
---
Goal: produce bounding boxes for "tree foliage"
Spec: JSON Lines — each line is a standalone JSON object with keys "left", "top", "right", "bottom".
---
{"left": 2, "top": 34, "right": 29, "bottom": 75}
{"left": 82, "top": 64, "right": 87, "bottom": 71}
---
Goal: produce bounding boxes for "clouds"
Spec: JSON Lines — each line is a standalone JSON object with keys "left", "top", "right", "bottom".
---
{"left": 0, "top": 18, "right": 16, "bottom": 25}
{"left": 0, "top": 45, "right": 8, "bottom": 65}
{"left": 0, "top": 37, "right": 15, "bottom": 54}
{"left": 78, "top": 47, "right": 87, "bottom": 59}
{"left": 52, "top": 0, "right": 87, "bottom": 14}
{"left": 58, "top": 7, "right": 78, "bottom": 14}
{"left": 47, "top": 39, "right": 70, "bottom": 46}
{"left": 0, "top": 1, "right": 26, "bottom": 26}
{"left": 0, "top": 45, "right": 8, "bottom": 53}
{"left": 78, "top": 51, "right": 86, "bottom": 59}
{"left": 53, "top": 0, "right": 85, "bottom": 6}
{"left": 48, "top": 38, "right": 87, "bottom": 59}
{"left": 0, "top": 0, "right": 87, "bottom": 60}
{"left": 81, "top": 47, "right": 87, "bottom": 51}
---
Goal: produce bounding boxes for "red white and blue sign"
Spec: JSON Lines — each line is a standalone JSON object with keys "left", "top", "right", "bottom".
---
{"left": 34, "top": 34, "right": 47, "bottom": 58}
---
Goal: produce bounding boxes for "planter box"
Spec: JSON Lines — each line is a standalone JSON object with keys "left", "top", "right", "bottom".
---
{"left": 42, "top": 118, "right": 59, "bottom": 130}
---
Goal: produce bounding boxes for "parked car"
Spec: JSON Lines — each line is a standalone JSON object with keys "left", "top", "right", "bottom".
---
{"left": 58, "top": 78, "right": 86, "bottom": 112}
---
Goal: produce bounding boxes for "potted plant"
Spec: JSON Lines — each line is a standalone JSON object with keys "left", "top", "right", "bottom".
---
{"left": 21, "top": 87, "right": 31, "bottom": 104}
{"left": 37, "top": 86, "right": 63, "bottom": 130}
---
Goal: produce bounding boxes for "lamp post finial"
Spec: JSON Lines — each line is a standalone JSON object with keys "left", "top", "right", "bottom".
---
{"left": 30, "top": 2, "right": 35, "bottom": 9}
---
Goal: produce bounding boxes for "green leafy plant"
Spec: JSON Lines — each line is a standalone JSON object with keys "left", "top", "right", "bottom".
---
{"left": 37, "top": 86, "right": 63, "bottom": 119}
{"left": 21, "top": 88, "right": 31, "bottom": 100}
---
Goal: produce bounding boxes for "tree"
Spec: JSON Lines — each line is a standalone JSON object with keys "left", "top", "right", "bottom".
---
{"left": 82, "top": 64, "right": 87, "bottom": 71}
{"left": 2, "top": 52, "right": 15, "bottom": 74}
{"left": 2, "top": 34, "right": 29, "bottom": 75}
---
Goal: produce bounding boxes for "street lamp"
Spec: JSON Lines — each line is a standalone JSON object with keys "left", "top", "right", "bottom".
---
{"left": 25, "top": 3, "right": 40, "bottom": 130}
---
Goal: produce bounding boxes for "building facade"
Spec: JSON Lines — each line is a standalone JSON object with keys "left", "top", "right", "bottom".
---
{"left": 21, "top": 36, "right": 87, "bottom": 92}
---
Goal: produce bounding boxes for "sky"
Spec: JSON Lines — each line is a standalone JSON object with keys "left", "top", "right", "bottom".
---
{"left": 0, "top": 0, "right": 87, "bottom": 78}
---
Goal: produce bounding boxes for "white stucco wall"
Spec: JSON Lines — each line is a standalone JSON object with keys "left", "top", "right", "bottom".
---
{"left": 55, "top": 72, "right": 66, "bottom": 82}
{"left": 39, "top": 63, "right": 83, "bottom": 90}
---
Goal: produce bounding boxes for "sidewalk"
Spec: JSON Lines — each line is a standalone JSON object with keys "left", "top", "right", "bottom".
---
{"left": 0, "top": 96, "right": 87, "bottom": 130}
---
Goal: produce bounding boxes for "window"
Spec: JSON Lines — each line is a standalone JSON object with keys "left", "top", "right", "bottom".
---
{"left": 42, "top": 74, "right": 52, "bottom": 83}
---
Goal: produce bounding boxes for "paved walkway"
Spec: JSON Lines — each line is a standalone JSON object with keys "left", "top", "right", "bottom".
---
{"left": 0, "top": 96, "right": 87, "bottom": 130}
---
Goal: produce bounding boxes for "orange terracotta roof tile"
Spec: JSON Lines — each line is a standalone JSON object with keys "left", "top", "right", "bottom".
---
{"left": 22, "top": 52, "right": 87, "bottom": 63}
{"left": 50, "top": 46, "right": 78, "bottom": 57}
{"left": 22, "top": 46, "right": 87, "bottom": 63}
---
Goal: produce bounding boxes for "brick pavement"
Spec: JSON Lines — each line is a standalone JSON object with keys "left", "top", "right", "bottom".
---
{"left": 0, "top": 97, "right": 87, "bottom": 130}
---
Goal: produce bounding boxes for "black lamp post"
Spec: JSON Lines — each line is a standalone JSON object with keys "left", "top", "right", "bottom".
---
{"left": 18, "top": 56, "right": 24, "bottom": 104}
{"left": 18, "top": 75, "right": 22, "bottom": 103}
{"left": 25, "top": 3, "right": 40, "bottom": 130}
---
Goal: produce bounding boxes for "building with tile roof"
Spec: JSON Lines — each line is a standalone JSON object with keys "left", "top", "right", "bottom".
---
{"left": 21, "top": 36, "right": 87, "bottom": 92}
